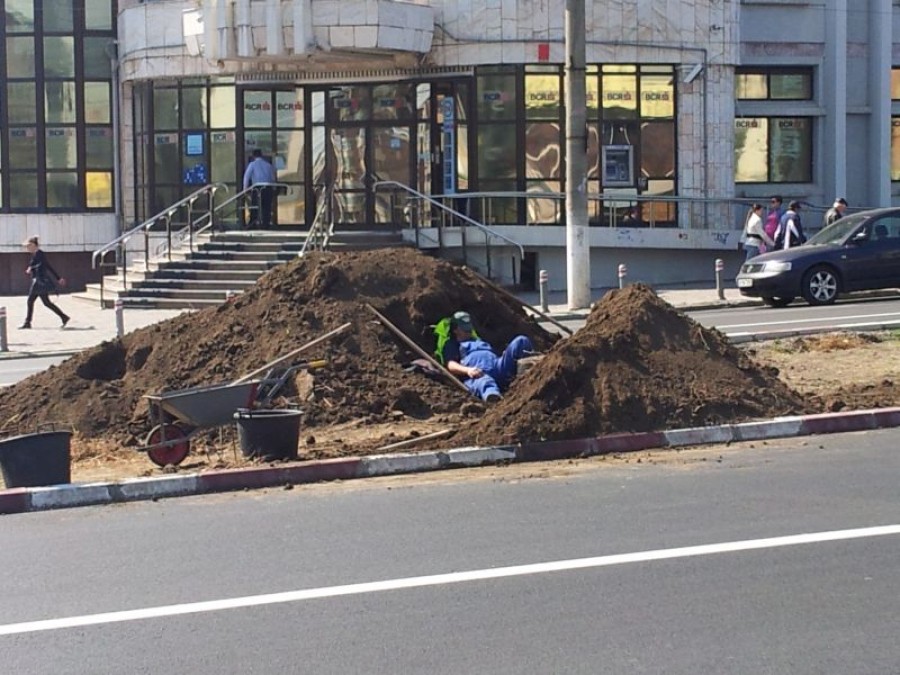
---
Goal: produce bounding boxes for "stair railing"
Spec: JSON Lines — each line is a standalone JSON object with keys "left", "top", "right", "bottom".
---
{"left": 299, "top": 182, "right": 335, "bottom": 257}
{"left": 372, "top": 180, "right": 525, "bottom": 283}
{"left": 91, "top": 184, "right": 227, "bottom": 307}
{"left": 199, "top": 183, "right": 290, "bottom": 238}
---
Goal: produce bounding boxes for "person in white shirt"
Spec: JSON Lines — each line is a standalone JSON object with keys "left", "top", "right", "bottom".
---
{"left": 242, "top": 149, "right": 278, "bottom": 228}
{"left": 743, "top": 203, "right": 775, "bottom": 260}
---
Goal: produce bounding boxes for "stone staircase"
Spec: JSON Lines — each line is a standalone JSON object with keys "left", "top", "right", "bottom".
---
{"left": 75, "top": 229, "right": 409, "bottom": 309}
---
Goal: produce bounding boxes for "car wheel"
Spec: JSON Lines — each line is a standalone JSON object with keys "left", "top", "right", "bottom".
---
{"left": 762, "top": 296, "right": 794, "bottom": 308}
{"left": 802, "top": 265, "right": 840, "bottom": 306}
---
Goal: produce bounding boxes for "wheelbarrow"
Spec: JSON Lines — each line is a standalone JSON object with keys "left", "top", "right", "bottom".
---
{"left": 142, "top": 379, "right": 262, "bottom": 467}
{"left": 140, "top": 359, "right": 326, "bottom": 467}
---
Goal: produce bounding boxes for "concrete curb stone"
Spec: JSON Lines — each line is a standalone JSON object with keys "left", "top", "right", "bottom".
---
{"left": 3, "top": 406, "right": 899, "bottom": 515}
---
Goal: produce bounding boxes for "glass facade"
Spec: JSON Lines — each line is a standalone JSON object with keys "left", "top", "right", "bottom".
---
{"left": 0, "top": 0, "right": 116, "bottom": 212}
{"left": 131, "top": 65, "right": 678, "bottom": 228}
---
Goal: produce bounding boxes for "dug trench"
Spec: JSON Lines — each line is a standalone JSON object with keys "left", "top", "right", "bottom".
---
{"left": 0, "top": 248, "right": 897, "bottom": 484}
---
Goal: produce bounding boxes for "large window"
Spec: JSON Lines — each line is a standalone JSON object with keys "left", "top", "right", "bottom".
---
{"left": 735, "top": 67, "right": 814, "bottom": 184}
{"left": 0, "top": 0, "right": 116, "bottom": 212}
{"left": 737, "top": 68, "right": 813, "bottom": 100}
{"left": 476, "top": 66, "right": 519, "bottom": 224}
{"left": 735, "top": 117, "right": 813, "bottom": 183}
{"left": 475, "top": 64, "right": 676, "bottom": 226}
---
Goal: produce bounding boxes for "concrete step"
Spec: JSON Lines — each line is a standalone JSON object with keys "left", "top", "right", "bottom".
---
{"left": 80, "top": 227, "right": 409, "bottom": 309}
{"left": 158, "top": 259, "right": 283, "bottom": 273}
{"left": 212, "top": 231, "right": 310, "bottom": 245}
{"left": 149, "top": 268, "right": 276, "bottom": 281}
{"left": 201, "top": 241, "right": 305, "bottom": 254}
{"left": 114, "top": 295, "right": 226, "bottom": 310}
{"left": 120, "top": 287, "right": 237, "bottom": 302}
{"left": 136, "top": 278, "right": 259, "bottom": 291}
{"left": 186, "top": 250, "right": 298, "bottom": 263}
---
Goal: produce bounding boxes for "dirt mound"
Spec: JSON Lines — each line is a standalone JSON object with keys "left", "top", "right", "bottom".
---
{"left": 451, "top": 284, "right": 810, "bottom": 447}
{"left": 0, "top": 249, "right": 556, "bottom": 444}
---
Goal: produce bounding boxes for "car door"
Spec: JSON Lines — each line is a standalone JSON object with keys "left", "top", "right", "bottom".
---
{"left": 868, "top": 214, "right": 900, "bottom": 287}
{"left": 838, "top": 220, "right": 879, "bottom": 291}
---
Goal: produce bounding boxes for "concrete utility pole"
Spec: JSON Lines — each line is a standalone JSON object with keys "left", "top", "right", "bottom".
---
{"left": 565, "top": 0, "right": 591, "bottom": 310}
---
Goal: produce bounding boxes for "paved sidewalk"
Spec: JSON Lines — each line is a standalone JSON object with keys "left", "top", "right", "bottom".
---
{"left": 0, "top": 295, "right": 190, "bottom": 360}
{"left": 0, "top": 285, "right": 754, "bottom": 360}
{"left": 519, "top": 283, "right": 757, "bottom": 320}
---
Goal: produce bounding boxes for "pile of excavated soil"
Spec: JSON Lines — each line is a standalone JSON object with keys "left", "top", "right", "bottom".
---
{"left": 0, "top": 249, "right": 556, "bottom": 445}
{"left": 450, "top": 284, "right": 811, "bottom": 447}
{"left": 0, "top": 250, "right": 829, "bottom": 462}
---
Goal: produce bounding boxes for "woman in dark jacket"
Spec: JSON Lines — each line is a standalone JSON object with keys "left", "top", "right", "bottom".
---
{"left": 20, "top": 236, "right": 70, "bottom": 329}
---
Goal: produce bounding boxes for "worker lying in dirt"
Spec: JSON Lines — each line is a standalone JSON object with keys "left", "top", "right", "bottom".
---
{"left": 437, "top": 311, "right": 533, "bottom": 403}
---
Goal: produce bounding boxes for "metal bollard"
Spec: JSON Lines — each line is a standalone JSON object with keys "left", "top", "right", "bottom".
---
{"left": 538, "top": 269, "right": 549, "bottom": 313}
{"left": 618, "top": 263, "right": 627, "bottom": 289}
{"left": 0, "top": 306, "right": 7, "bottom": 352}
{"left": 715, "top": 258, "right": 725, "bottom": 301}
{"left": 114, "top": 297, "right": 124, "bottom": 338}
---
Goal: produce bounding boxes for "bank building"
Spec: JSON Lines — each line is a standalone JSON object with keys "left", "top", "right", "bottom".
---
{"left": 0, "top": 0, "right": 897, "bottom": 303}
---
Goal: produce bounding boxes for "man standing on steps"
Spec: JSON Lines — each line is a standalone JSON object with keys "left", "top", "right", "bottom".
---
{"left": 242, "top": 148, "right": 278, "bottom": 229}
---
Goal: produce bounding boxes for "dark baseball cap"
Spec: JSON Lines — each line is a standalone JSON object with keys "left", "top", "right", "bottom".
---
{"left": 452, "top": 311, "right": 473, "bottom": 331}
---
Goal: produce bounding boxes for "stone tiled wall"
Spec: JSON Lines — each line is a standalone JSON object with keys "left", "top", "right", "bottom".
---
{"left": 0, "top": 214, "right": 116, "bottom": 292}
{"left": 433, "top": 0, "right": 739, "bottom": 66}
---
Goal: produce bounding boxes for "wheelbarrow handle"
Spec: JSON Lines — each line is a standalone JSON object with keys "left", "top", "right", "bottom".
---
{"left": 232, "top": 323, "right": 351, "bottom": 385}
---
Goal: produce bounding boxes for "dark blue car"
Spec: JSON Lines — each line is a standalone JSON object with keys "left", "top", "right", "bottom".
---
{"left": 736, "top": 207, "right": 900, "bottom": 307}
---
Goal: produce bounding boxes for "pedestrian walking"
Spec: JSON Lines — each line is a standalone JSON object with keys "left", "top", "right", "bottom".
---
{"left": 20, "top": 236, "right": 70, "bottom": 329}
{"left": 742, "top": 203, "right": 774, "bottom": 260}
{"left": 773, "top": 201, "right": 806, "bottom": 250}
{"left": 822, "top": 197, "right": 847, "bottom": 228}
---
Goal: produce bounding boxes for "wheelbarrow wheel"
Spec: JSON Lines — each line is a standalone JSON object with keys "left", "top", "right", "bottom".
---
{"left": 145, "top": 424, "right": 190, "bottom": 467}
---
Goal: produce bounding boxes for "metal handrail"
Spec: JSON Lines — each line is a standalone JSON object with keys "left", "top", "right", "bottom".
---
{"left": 428, "top": 190, "right": 872, "bottom": 231}
{"left": 373, "top": 180, "right": 526, "bottom": 282}
{"left": 90, "top": 183, "right": 228, "bottom": 306}
{"left": 92, "top": 184, "right": 227, "bottom": 269}
{"left": 90, "top": 182, "right": 299, "bottom": 306}
{"left": 206, "top": 183, "right": 291, "bottom": 229}
{"left": 299, "top": 183, "right": 335, "bottom": 257}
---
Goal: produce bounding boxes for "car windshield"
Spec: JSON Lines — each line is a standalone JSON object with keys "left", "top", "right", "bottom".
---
{"left": 807, "top": 214, "right": 867, "bottom": 245}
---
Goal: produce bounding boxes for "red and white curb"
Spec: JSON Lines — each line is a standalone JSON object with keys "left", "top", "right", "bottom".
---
{"left": 2, "top": 407, "right": 899, "bottom": 515}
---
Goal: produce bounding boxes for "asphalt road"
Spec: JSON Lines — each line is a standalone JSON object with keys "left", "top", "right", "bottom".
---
{"left": 0, "top": 355, "right": 65, "bottom": 387}
{"left": 1, "top": 430, "right": 898, "bottom": 674}
{"left": 550, "top": 296, "right": 900, "bottom": 338}
{"left": 695, "top": 296, "right": 900, "bottom": 340}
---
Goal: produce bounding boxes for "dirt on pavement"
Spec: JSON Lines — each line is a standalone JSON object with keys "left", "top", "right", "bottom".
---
{"left": 0, "top": 248, "right": 897, "bottom": 486}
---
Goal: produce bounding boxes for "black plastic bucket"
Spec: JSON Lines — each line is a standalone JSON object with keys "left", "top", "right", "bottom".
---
{"left": 0, "top": 431, "right": 72, "bottom": 488}
{"left": 234, "top": 408, "right": 302, "bottom": 461}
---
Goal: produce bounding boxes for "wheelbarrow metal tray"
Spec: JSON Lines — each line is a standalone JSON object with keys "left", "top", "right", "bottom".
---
{"left": 144, "top": 380, "right": 260, "bottom": 429}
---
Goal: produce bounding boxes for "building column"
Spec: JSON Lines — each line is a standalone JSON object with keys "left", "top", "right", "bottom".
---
{"left": 823, "top": 0, "right": 847, "bottom": 202}
{"left": 868, "top": 0, "right": 891, "bottom": 206}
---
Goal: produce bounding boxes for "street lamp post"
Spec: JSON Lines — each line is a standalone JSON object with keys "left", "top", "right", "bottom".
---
{"left": 565, "top": 0, "right": 591, "bottom": 309}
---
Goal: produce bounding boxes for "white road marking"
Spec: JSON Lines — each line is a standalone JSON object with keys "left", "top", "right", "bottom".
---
{"left": 726, "top": 320, "right": 900, "bottom": 339}
{"left": 717, "top": 311, "right": 900, "bottom": 330}
{"left": 1, "top": 524, "right": 897, "bottom": 637}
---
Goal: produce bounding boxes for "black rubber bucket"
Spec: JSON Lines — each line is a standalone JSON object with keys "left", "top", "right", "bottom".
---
{"left": 0, "top": 431, "right": 72, "bottom": 488}
{"left": 234, "top": 408, "right": 302, "bottom": 461}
